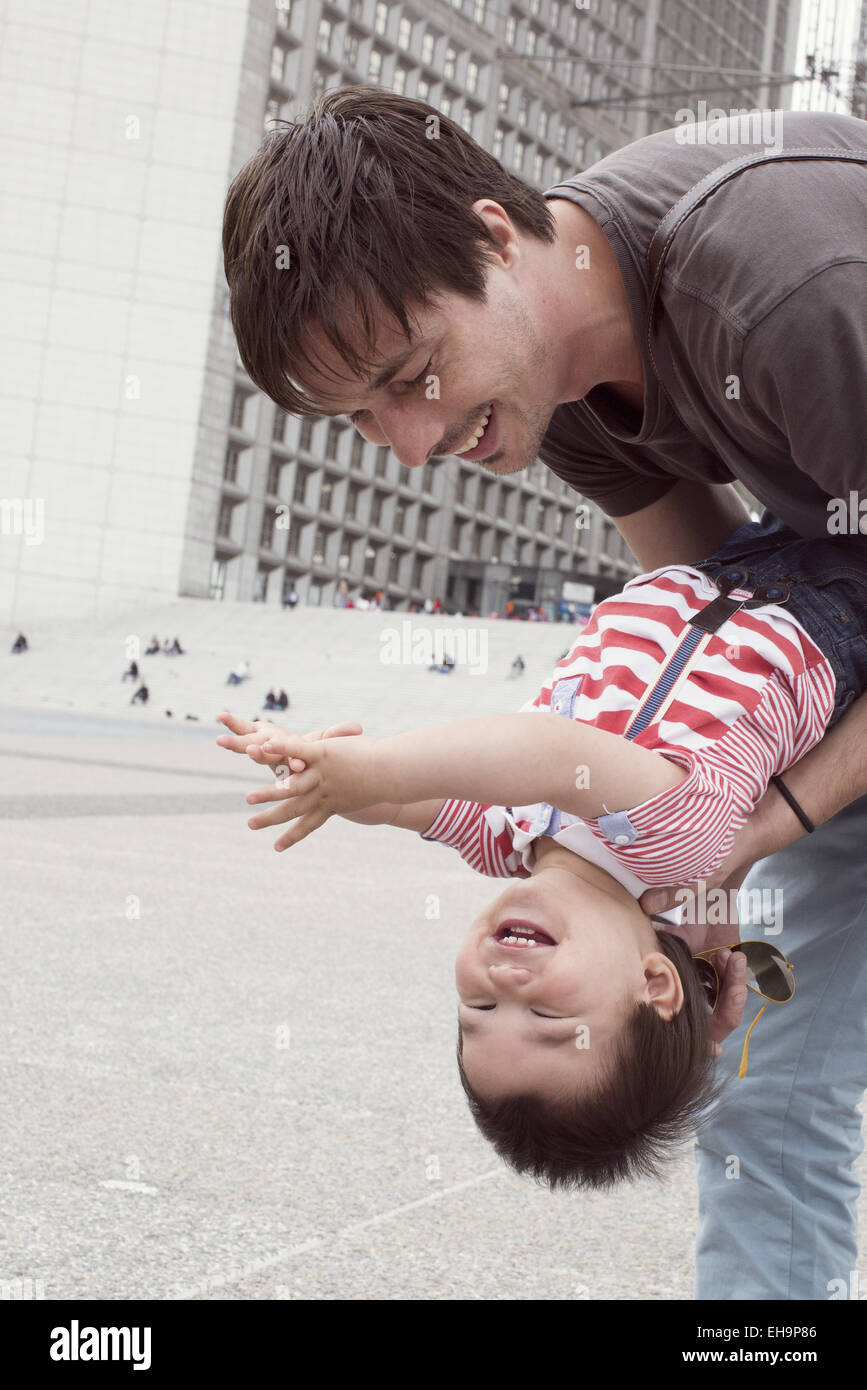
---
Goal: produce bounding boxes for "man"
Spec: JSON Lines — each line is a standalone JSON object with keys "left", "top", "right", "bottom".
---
{"left": 222, "top": 87, "right": 867, "bottom": 1298}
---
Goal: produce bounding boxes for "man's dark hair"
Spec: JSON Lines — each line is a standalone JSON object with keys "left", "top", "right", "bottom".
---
{"left": 456, "top": 929, "right": 727, "bottom": 1190}
{"left": 222, "top": 85, "right": 558, "bottom": 415}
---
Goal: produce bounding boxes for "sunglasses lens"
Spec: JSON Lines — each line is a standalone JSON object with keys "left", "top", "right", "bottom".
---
{"left": 738, "top": 944, "right": 794, "bottom": 1001}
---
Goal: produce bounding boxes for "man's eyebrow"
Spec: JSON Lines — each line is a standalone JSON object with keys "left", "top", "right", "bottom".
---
{"left": 364, "top": 343, "right": 422, "bottom": 391}
{"left": 459, "top": 1018, "right": 577, "bottom": 1048}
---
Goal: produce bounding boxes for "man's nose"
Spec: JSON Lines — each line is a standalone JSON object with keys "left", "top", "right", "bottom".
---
{"left": 354, "top": 408, "right": 445, "bottom": 469}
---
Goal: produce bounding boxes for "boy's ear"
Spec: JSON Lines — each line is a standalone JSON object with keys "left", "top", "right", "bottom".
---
{"left": 643, "top": 952, "right": 684, "bottom": 1021}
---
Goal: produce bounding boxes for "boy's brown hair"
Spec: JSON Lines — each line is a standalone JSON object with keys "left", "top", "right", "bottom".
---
{"left": 456, "top": 929, "right": 726, "bottom": 1190}
{"left": 222, "top": 84, "right": 557, "bottom": 415}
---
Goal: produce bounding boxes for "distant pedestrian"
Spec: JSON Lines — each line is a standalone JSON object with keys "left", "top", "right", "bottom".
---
{"left": 283, "top": 584, "right": 299, "bottom": 610}
{"left": 11, "top": 632, "right": 28, "bottom": 653}
{"left": 170, "top": 636, "right": 184, "bottom": 655}
{"left": 122, "top": 659, "right": 139, "bottom": 682}
{"left": 130, "top": 684, "right": 149, "bottom": 705}
{"left": 145, "top": 635, "right": 160, "bottom": 655}
{"left": 226, "top": 660, "right": 250, "bottom": 686}
{"left": 263, "top": 688, "right": 279, "bottom": 710}
{"left": 277, "top": 689, "right": 289, "bottom": 710}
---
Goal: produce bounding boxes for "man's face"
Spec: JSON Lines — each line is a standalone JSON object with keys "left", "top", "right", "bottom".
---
{"left": 293, "top": 246, "right": 563, "bottom": 477}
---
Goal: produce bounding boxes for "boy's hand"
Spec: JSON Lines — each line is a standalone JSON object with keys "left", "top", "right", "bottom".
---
{"left": 216, "top": 712, "right": 387, "bottom": 849}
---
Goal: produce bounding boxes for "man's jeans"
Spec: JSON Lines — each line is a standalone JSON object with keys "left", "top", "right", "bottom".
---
{"left": 694, "top": 792, "right": 867, "bottom": 1299}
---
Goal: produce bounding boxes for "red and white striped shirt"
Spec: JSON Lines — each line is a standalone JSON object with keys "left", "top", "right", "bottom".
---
{"left": 420, "top": 563, "right": 837, "bottom": 891}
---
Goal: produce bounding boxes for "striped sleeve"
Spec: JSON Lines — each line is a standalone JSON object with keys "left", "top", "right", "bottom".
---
{"left": 584, "top": 748, "right": 745, "bottom": 886}
{"left": 419, "top": 799, "right": 530, "bottom": 878}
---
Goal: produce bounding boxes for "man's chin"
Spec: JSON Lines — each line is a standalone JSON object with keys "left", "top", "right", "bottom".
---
{"left": 479, "top": 450, "right": 529, "bottom": 477}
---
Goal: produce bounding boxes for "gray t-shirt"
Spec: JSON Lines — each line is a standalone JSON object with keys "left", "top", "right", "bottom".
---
{"left": 540, "top": 110, "right": 867, "bottom": 538}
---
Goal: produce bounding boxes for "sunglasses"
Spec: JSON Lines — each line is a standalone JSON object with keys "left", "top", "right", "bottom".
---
{"left": 650, "top": 921, "right": 795, "bottom": 1078}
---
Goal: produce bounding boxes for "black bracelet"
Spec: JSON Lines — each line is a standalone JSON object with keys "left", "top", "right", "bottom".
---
{"left": 770, "top": 773, "right": 815, "bottom": 833}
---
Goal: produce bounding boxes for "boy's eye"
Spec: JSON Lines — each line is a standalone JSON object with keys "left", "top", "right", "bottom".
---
{"left": 472, "top": 1006, "right": 560, "bottom": 1018}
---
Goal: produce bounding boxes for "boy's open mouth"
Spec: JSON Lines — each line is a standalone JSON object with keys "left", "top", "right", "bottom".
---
{"left": 493, "top": 920, "right": 556, "bottom": 948}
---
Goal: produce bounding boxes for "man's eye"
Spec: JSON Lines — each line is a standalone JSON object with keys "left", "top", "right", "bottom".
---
{"left": 400, "top": 359, "right": 433, "bottom": 387}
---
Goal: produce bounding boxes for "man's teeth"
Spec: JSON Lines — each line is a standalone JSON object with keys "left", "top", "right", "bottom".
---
{"left": 454, "top": 404, "right": 492, "bottom": 454}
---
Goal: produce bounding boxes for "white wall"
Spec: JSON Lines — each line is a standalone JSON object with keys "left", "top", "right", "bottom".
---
{"left": 0, "top": 0, "right": 250, "bottom": 626}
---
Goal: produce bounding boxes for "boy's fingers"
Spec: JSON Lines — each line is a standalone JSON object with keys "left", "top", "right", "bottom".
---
{"left": 273, "top": 810, "right": 328, "bottom": 852}
{"left": 218, "top": 711, "right": 259, "bottom": 735}
{"left": 247, "top": 769, "right": 321, "bottom": 805}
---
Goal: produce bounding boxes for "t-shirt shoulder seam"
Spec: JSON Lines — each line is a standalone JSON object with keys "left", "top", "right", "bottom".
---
{"left": 743, "top": 257, "right": 867, "bottom": 336}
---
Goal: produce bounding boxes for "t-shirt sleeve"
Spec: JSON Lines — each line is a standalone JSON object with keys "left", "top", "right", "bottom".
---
{"left": 582, "top": 747, "right": 746, "bottom": 885}
{"left": 419, "top": 799, "right": 531, "bottom": 879}
{"left": 539, "top": 433, "right": 678, "bottom": 518}
{"left": 743, "top": 262, "right": 867, "bottom": 502}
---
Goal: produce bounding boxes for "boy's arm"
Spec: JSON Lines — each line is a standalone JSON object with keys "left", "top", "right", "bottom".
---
{"left": 385, "top": 799, "right": 447, "bottom": 833}
{"left": 373, "top": 712, "right": 687, "bottom": 817}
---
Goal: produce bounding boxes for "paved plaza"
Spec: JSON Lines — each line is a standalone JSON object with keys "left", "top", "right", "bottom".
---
{"left": 2, "top": 601, "right": 865, "bottom": 1300}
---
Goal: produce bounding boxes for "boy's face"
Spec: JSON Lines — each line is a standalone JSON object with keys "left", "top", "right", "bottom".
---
{"left": 455, "top": 845, "right": 684, "bottom": 1103}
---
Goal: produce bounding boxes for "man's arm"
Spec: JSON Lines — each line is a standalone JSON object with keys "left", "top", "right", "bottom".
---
{"left": 611, "top": 478, "right": 751, "bottom": 573}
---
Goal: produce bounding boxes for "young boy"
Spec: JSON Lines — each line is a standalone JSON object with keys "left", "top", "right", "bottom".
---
{"left": 216, "top": 517, "right": 867, "bottom": 1189}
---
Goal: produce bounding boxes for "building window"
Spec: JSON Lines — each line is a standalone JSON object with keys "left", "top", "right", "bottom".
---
{"left": 498, "top": 81, "right": 510, "bottom": 114}
{"left": 266, "top": 456, "right": 283, "bottom": 495}
{"left": 294, "top": 466, "right": 312, "bottom": 505}
{"left": 473, "top": 0, "right": 485, "bottom": 23}
{"left": 312, "top": 525, "right": 331, "bottom": 566}
{"left": 224, "top": 443, "right": 241, "bottom": 484}
{"left": 338, "top": 536, "right": 353, "bottom": 571}
{"left": 421, "top": 31, "right": 435, "bottom": 65}
{"left": 345, "top": 482, "right": 364, "bottom": 520}
{"left": 392, "top": 65, "right": 407, "bottom": 94}
{"left": 299, "top": 418, "right": 314, "bottom": 451}
{"left": 444, "top": 45, "right": 457, "bottom": 79}
{"left": 492, "top": 125, "right": 504, "bottom": 159}
{"left": 310, "top": 67, "right": 326, "bottom": 97}
{"left": 440, "top": 95, "right": 452, "bottom": 118}
{"left": 450, "top": 517, "right": 464, "bottom": 550}
{"left": 466, "top": 58, "right": 479, "bottom": 93}
{"left": 326, "top": 421, "right": 342, "bottom": 459}
{"left": 375, "top": 446, "right": 389, "bottom": 478}
{"left": 364, "top": 542, "right": 380, "bottom": 577}
{"left": 417, "top": 77, "right": 429, "bottom": 101}
{"left": 349, "top": 0, "right": 363, "bottom": 16}
{"left": 320, "top": 475, "right": 337, "bottom": 512}
{"left": 460, "top": 106, "right": 473, "bottom": 135}
{"left": 513, "top": 138, "right": 526, "bottom": 173}
{"left": 260, "top": 508, "right": 276, "bottom": 551}
{"left": 316, "top": 17, "right": 332, "bottom": 54}
{"left": 526, "top": 27, "right": 536, "bottom": 56}
{"left": 230, "top": 387, "right": 248, "bottom": 429}
{"left": 505, "top": 13, "right": 517, "bottom": 45}
{"left": 350, "top": 434, "right": 365, "bottom": 469}
{"left": 217, "top": 498, "right": 235, "bottom": 539}
{"left": 421, "top": 461, "right": 437, "bottom": 495}
{"left": 387, "top": 549, "right": 402, "bottom": 583}
{"left": 538, "top": 107, "right": 549, "bottom": 141}
{"left": 344, "top": 34, "right": 359, "bottom": 67}
{"left": 271, "top": 45, "right": 288, "bottom": 83}
{"left": 417, "top": 507, "right": 432, "bottom": 543}
{"left": 411, "top": 555, "right": 426, "bottom": 590}
{"left": 276, "top": 0, "right": 293, "bottom": 30}
{"left": 375, "top": 1, "right": 388, "bottom": 34}
{"left": 370, "top": 490, "right": 387, "bottom": 528}
{"left": 288, "top": 517, "right": 305, "bottom": 555}
{"left": 368, "top": 47, "right": 382, "bottom": 82}
{"left": 551, "top": 0, "right": 560, "bottom": 30}
{"left": 272, "top": 408, "right": 287, "bottom": 443}
{"left": 533, "top": 152, "right": 544, "bottom": 183}
{"left": 394, "top": 501, "right": 407, "bottom": 533}
{"left": 518, "top": 93, "right": 529, "bottom": 126}
{"left": 398, "top": 16, "right": 411, "bottom": 48}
